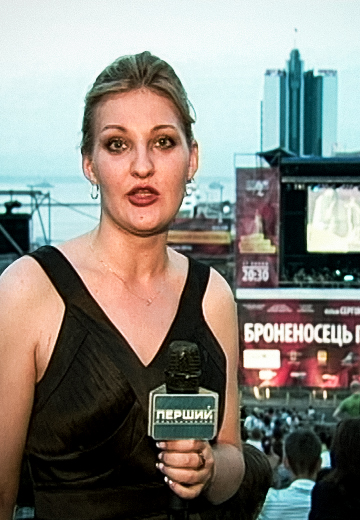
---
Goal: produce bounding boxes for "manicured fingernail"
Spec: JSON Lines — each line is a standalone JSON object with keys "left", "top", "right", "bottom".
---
{"left": 158, "top": 452, "right": 163, "bottom": 461}
{"left": 157, "top": 462, "right": 164, "bottom": 472}
{"left": 164, "top": 476, "right": 174, "bottom": 485}
{"left": 156, "top": 442, "right": 165, "bottom": 449}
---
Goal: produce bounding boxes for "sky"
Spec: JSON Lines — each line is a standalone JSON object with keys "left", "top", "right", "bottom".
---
{"left": 1, "top": 0, "right": 360, "bottom": 201}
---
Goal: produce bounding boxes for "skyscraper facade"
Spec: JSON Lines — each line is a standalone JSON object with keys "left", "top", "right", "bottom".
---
{"left": 262, "top": 49, "right": 337, "bottom": 157}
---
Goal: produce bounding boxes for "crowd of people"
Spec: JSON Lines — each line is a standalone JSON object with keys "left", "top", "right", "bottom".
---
{"left": 241, "top": 404, "right": 360, "bottom": 520}
{"left": 281, "top": 265, "right": 360, "bottom": 286}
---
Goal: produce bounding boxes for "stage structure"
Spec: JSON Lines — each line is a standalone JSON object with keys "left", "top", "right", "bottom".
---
{"left": 0, "top": 190, "right": 51, "bottom": 273}
{"left": 235, "top": 155, "right": 360, "bottom": 389}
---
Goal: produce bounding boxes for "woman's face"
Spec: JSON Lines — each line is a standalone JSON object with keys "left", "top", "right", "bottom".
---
{"left": 83, "top": 88, "right": 198, "bottom": 237}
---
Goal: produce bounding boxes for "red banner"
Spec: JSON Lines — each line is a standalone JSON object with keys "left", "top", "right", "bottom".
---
{"left": 235, "top": 167, "right": 280, "bottom": 288}
{"left": 238, "top": 298, "right": 360, "bottom": 388}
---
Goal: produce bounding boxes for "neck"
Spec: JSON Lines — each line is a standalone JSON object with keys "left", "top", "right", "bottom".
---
{"left": 292, "top": 472, "right": 317, "bottom": 482}
{"left": 90, "top": 223, "right": 169, "bottom": 277}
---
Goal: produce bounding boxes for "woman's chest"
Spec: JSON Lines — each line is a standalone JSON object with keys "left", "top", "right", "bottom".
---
{"left": 87, "top": 287, "right": 181, "bottom": 366}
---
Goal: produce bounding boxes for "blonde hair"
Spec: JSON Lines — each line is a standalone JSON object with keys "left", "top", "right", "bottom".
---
{"left": 81, "top": 51, "right": 195, "bottom": 156}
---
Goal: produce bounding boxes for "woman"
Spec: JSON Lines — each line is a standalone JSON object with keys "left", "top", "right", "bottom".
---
{"left": 0, "top": 52, "right": 244, "bottom": 520}
{"left": 309, "top": 417, "right": 360, "bottom": 520}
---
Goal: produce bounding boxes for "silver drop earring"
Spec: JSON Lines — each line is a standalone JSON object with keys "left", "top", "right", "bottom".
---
{"left": 185, "top": 179, "right": 194, "bottom": 197}
{"left": 90, "top": 183, "right": 99, "bottom": 200}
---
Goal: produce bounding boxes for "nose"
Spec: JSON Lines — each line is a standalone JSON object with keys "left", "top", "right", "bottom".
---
{"left": 130, "top": 144, "right": 154, "bottom": 179}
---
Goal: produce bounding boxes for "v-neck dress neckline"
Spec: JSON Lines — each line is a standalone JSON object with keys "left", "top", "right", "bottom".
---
{"left": 40, "top": 246, "right": 192, "bottom": 369}
{"left": 29, "top": 245, "right": 208, "bottom": 408}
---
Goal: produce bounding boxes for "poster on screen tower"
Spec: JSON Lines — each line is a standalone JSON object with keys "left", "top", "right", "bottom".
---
{"left": 235, "top": 167, "right": 280, "bottom": 288}
{"left": 239, "top": 299, "right": 360, "bottom": 388}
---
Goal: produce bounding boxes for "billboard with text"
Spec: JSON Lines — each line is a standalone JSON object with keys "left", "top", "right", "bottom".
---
{"left": 235, "top": 167, "right": 280, "bottom": 288}
{"left": 238, "top": 298, "right": 360, "bottom": 388}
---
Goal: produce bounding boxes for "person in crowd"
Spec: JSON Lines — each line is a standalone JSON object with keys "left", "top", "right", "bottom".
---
{"left": 271, "top": 419, "right": 285, "bottom": 454}
{"left": 261, "top": 437, "right": 280, "bottom": 487}
{"left": 333, "top": 379, "right": 360, "bottom": 420}
{"left": 262, "top": 408, "right": 275, "bottom": 435}
{"left": 267, "top": 424, "right": 291, "bottom": 489}
{"left": 262, "top": 415, "right": 273, "bottom": 438}
{"left": 307, "top": 405, "right": 316, "bottom": 423}
{"left": 286, "top": 408, "right": 302, "bottom": 432}
{"left": 245, "top": 428, "right": 263, "bottom": 451}
{"left": 240, "top": 407, "right": 250, "bottom": 443}
{"left": 0, "top": 51, "right": 245, "bottom": 520}
{"left": 318, "top": 429, "right": 333, "bottom": 469}
{"left": 257, "top": 429, "right": 321, "bottom": 520}
{"left": 309, "top": 417, "right": 360, "bottom": 520}
{"left": 280, "top": 407, "right": 289, "bottom": 423}
{"left": 244, "top": 407, "right": 263, "bottom": 432}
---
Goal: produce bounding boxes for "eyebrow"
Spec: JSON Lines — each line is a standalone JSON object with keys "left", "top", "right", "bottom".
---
{"left": 100, "top": 124, "right": 178, "bottom": 133}
{"left": 101, "top": 125, "right": 127, "bottom": 133}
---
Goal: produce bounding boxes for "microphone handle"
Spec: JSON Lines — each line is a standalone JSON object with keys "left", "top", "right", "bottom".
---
{"left": 168, "top": 489, "right": 189, "bottom": 520}
{"left": 165, "top": 341, "right": 200, "bottom": 520}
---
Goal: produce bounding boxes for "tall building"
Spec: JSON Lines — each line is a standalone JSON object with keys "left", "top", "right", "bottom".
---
{"left": 262, "top": 49, "right": 337, "bottom": 157}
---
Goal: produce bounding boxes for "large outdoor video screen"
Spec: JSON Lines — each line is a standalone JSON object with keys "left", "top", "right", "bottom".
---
{"left": 307, "top": 186, "right": 360, "bottom": 253}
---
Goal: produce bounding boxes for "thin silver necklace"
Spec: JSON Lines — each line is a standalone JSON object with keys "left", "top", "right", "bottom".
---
{"left": 90, "top": 240, "right": 165, "bottom": 306}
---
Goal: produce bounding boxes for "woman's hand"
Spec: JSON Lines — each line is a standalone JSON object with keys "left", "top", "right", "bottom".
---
{"left": 156, "top": 439, "right": 214, "bottom": 500}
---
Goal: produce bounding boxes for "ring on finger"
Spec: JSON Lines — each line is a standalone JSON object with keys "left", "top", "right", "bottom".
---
{"left": 198, "top": 452, "right": 206, "bottom": 469}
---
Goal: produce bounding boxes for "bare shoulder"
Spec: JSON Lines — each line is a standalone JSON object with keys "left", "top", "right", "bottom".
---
{"left": 167, "top": 246, "right": 190, "bottom": 271}
{"left": 166, "top": 247, "right": 192, "bottom": 287}
{"left": 0, "top": 255, "right": 48, "bottom": 364}
{"left": 0, "top": 254, "right": 56, "bottom": 305}
{"left": 0, "top": 254, "right": 65, "bottom": 382}
{"left": 205, "top": 267, "right": 235, "bottom": 302}
{"left": 0, "top": 254, "right": 63, "bottom": 347}
{"left": 203, "top": 267, "right": 237, "bottom": 322}
{"left": 202, "top": 267, "right": 238, "bottom": 359}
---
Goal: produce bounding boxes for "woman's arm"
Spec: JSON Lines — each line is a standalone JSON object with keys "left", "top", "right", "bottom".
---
{"left": 0, "top": 258, "right": 62, "bottom": 520}
{"left": 201, "top": 268, "right": 244, "bottom": 503}
{"left": 157, "top": 268, "right": 244, "bottom": 504}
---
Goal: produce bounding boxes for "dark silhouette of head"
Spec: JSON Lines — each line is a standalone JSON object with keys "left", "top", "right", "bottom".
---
{"left": 250, "top": 427, "right": 263, "bottom": 441}
{"left": 285, "top": 429, "right": 321, "bottom": 479}
{"left": 350, "top": 380, "right": 360, "bottom": 394}
{"left": 329, "top": 417, "right": 360, "bottom": 483}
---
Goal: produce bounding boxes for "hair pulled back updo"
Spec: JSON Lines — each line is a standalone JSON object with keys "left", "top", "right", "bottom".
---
{"left": 81, "top": 51, "right": 195, "bottom": 156}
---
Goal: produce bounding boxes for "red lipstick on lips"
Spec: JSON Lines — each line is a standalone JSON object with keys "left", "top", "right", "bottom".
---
{"left": 126, "top": 185, "right": 160, "bottom": 207}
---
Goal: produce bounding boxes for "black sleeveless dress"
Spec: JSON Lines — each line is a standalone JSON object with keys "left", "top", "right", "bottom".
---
{"left": 25, "top": 246, "right": 227, "bottom": 520}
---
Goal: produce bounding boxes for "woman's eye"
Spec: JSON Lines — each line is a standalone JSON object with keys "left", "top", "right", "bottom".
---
{"left": 107, "top": 138, "right": 127, "bottom": 152}
{"left": 155, "top": 136, "right": 175, "bottom": 149}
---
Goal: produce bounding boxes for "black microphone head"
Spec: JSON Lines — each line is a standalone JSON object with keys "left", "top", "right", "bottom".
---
{"left": 165, "top": 341, "right": 201, "bottom": 394}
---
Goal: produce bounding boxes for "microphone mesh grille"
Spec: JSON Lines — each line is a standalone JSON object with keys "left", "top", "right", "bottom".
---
{"left": 165, "top": 341, "right": 201, "bottom": 394}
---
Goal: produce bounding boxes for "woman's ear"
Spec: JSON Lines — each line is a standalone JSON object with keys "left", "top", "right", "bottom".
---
{"left": 187, "top": 141, "right": 199, "bottom": 182}
{"left": 82, "top": 155, "right": 98, "bottom": 184}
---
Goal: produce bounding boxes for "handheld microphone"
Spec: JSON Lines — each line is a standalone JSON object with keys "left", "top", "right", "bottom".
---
{"left": 148, "top": 341, "right": 219, "bottom": 520}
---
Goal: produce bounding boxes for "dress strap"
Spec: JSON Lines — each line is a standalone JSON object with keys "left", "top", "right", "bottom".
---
{"left": 28, "top": 245, "right": 87, "bottom": 304}
{"left": 187, "top": 256, "right": 211, "bottom": 298}
{"left": 169, "top": 256, "right": 210, "bottom": 340}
